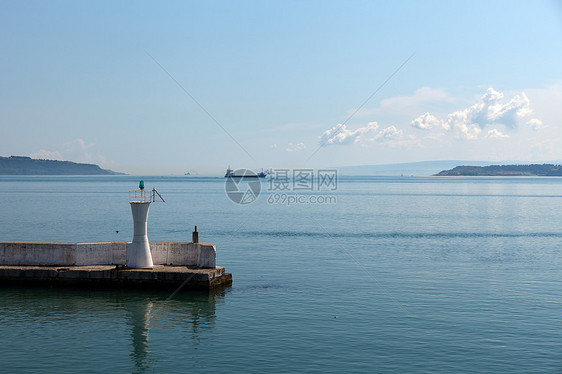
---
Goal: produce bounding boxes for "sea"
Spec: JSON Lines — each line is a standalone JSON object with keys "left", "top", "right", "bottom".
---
{"left": 1, "top": 175, "right": 562, "bottom": 373}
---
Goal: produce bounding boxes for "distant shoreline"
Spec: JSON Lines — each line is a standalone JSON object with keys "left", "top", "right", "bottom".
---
{"left": 0, "top": 156, "right": 125, "bottom": 175}
{"left": 435, "top": 164, "right": 562, "bottom": 176}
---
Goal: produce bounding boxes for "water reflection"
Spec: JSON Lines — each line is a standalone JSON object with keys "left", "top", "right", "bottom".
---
{"left": 0, "top": 287, "right": 225, "bottom": 373}
{"left": 127, "top": 298, "right": 153, "bottom": 372}
{"left": 124, "top": 289, "right": 224, "bottom": 373}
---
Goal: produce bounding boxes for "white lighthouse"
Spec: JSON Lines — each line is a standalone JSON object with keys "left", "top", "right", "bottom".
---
{"left": 127, "top": 180, "right": 154, "bottom": 268}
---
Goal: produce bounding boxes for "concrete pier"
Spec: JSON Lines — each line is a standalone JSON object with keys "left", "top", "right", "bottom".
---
{"left": 0, "top": 241, "right": 217, "bottom": 268}
{"left": 0, "top": 241, "right": 232, "bottom": 291}
{"left": 0, "top": 265, "right": 232, "bottom": 290}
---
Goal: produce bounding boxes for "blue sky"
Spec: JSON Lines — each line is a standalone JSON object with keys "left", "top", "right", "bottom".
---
{"left": 1, "top": 0, "right": 561, "bottom": 174}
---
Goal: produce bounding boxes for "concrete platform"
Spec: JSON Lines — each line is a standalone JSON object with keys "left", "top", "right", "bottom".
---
{"left": 0, "top": 265, "right": 232, "bottom": 291}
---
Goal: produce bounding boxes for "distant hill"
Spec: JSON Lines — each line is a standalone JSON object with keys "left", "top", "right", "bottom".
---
{"left": 0, "top": 156, "right": 125, "bottom": 175}
{"left": 435, "top": 164, "right": 562, "bottom": 176}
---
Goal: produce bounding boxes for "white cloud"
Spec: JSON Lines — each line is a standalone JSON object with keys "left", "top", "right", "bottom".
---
{"left": 410, "top": 112, "right": 449, "bottom": 130}
{"left": 286, "top": 142, "right": 306, "bottom": 152}
{"left": 66, "top": 138, "right": 92, "bottom": 150}
{"left": 411, "top": 87, "right": 542, "bottom": 140}
{"left": 319, "top": 122, "right": 404, "bottom": 146}
{"left": 486, "top": 129, "right": 509, "bottom": 139}
{"left": 371, "top": 125, "right": 403, "bottom": 141}
{"left": 65, "top": 138, "right": 95, "bottom": 162}
{"left": 29, "top": 150, "right": 63, "bottom": 160}
{"left": 527, "top": 118, "right": 544, "bottom": 130}
{"left": 480, "top": 88, "right": 531, "bottom": 125}
{"left": 319, "top": 122, "right": 379, "bottom": 146}
{"left": 454, "top": 123, "right": 482, "bottom": 140}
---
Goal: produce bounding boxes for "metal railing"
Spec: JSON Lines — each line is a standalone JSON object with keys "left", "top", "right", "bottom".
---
{"left": 129, "top": 189, "right": 165, "bottom": 203}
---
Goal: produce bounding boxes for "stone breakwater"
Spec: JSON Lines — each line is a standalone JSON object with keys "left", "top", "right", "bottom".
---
{"left": 0, "top": 265, "right": 231, "bottom": 290}
{"left": 0, "top": 242, "right": 232, "bottom": 290}
{"left": 0, "top": 242, "right": 216, "bottom": 267}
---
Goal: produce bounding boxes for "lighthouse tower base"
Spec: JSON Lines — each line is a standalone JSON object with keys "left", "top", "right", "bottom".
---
{"left": 127, "top": 202, "right": 153, "bottom": 268}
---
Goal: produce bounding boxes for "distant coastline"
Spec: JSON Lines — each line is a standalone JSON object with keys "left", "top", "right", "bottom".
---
{"left": 0, "top": 156, "right": 125, "bottom": 175}
{"left": 435, "top": 164, "right": 562, "bottom": 176}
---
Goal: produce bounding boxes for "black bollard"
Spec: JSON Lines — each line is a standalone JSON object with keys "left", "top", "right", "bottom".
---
{"left": 192, "top": 226, "right": 199, "bottom": 243}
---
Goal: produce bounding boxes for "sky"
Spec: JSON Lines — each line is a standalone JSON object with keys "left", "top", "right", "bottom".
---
{"left": 1, "top": 0, "right": 561, "bottom": 175}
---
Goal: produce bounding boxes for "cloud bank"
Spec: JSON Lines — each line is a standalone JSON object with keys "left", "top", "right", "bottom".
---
{"left": 410, "top": 88, "right": 541, "bottom": 140}
{"left": 313, "top": 86, "right": 547, "bottom": 161}
{"left": 319, "top": 122, "right": 402, "bottom": 146}
{"left": 29, "top": 138, "right": 110, "bottom": 166}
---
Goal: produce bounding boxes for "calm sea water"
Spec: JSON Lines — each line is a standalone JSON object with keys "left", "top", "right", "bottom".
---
{"left": 1, "top": 175, "right": 562, "bottom": 373}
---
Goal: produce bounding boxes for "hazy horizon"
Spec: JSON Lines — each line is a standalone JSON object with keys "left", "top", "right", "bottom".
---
{"left": 5, "top": 155, "right": 562, "bottom": 177}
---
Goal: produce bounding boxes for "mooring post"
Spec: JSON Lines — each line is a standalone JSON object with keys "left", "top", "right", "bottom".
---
{"left": 193, "top": 226, "right": 199, "bottom": 243}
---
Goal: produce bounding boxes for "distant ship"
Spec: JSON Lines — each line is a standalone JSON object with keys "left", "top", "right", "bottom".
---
{"left": 225, "top": 166, "right": 269, "bottom": 178}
